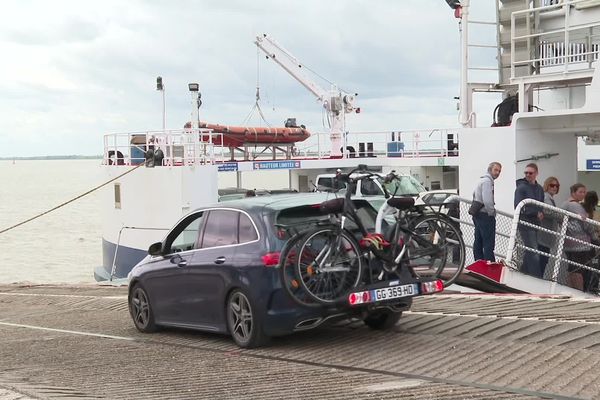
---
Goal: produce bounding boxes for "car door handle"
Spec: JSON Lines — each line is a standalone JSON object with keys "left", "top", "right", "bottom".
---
{"left": 214, "top": 256, "right": 226, "bottom": 264}
{"left": 177, "top": 260, "right": 188, "bottom": 267}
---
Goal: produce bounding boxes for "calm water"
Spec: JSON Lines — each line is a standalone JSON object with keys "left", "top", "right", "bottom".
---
{"left": 0, "top": 160, "right": 105, "bottom": 284}
{"left": 0, "top": 160, "right": 289, "bottom": 284}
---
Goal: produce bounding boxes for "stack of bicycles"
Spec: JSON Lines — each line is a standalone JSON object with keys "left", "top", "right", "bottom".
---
{"left": 277, "top": 165, "right": 466, "bottom": 328}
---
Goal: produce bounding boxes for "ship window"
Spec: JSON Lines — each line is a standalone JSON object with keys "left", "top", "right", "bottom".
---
{"left": 114, "top": 183, "right": 121, "bottom": 209}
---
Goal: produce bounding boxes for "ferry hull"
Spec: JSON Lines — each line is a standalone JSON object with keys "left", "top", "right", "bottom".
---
{"left": 96, "top": 239, "right": 148, "bottom": 281}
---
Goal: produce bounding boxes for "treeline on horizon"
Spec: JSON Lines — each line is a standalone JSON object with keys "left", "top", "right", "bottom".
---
{"left": 0, "top": 155, "right": 102, "bottom": 160}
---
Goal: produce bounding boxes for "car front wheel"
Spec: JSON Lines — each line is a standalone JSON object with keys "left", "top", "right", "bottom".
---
{"left": 129, "top": 285, "right": 158, "bottom": 333}
{"left": 226, "top": 289, "right": 269, "bottom": 348}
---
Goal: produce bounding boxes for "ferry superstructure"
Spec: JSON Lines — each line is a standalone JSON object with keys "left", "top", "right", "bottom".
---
{"left": 97, "top": 0, "right": 600, "bottom": 297}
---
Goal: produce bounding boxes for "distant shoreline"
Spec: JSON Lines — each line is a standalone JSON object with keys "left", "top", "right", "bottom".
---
{"left": 0, "top": 155, "right": 102, "bottom": 160}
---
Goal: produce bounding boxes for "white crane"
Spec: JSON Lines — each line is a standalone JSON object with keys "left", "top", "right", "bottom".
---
{"left": 254, "top": 33, "right": 358, "bottom": 157}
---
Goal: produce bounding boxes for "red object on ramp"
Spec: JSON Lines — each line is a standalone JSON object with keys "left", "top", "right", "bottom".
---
{"left": 466, "top": 260, "right": 504, "bottom": 283}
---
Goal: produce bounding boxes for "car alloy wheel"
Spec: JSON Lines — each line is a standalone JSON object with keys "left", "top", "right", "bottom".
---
{"left": 129, "top": 285, "right": 157, "bottom": 333}
{"left": 227, "top": 290, "right": 269, "bottom": 348}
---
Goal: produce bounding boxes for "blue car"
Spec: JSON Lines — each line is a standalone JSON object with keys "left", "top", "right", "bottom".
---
{"left": 128, "top": 193, "right": 441, "bottom": 348}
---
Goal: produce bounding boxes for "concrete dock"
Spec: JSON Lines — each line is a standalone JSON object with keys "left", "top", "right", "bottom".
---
{"left": 1, "top": 284, "right": 600, "bottom": 399}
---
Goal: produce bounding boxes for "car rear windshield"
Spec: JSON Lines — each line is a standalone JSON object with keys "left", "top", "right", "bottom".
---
{"left": 380, "top": 175, "right": 425, "bottom": 196}
{"left": 271, "top": 199, "right": 379, "bottom": 249}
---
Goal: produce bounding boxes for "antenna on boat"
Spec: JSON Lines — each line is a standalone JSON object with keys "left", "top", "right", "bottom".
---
{"left": 156, "top": 76, "right": 166, "bottom": 132}
{"left": 445, "top": 0, "right": 472, "bottom": 127}
{"left": 188, "top": 83, "right": 201, "bottom": 129}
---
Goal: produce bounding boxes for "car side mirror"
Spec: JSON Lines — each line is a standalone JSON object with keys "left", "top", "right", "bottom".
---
{"left": 148, "top": 242, "right": 163, "bottom": 256}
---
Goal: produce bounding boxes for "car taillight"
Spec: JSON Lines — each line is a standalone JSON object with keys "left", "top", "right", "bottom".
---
{"left": 348, "top": 290, "right": 371, "bottom": 306}
{"left": 421, "top": 279, "right": 444, "bottom": 294}
{"left": 262, "top": 252, "right": 280, "bottom": 267}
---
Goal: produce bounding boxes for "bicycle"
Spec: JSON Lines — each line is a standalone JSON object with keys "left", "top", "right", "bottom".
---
{"left": 279, "top": 165, "right": 465, "bottom": 306}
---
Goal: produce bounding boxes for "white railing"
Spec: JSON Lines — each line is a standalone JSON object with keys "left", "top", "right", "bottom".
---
{"left": 104, "top": 127, "right": 461, "bottom": 164}
{"left": 454, "top": 196, "right": 600, "bottom": 294}
{"left": 294, "top": 128, "right": 460, "bottom": 159}
{"left": 511, "top": 0, "right": 600, "bottom": 78}
{"left": 103, "top": 129, "right": 228, "bottom": 166}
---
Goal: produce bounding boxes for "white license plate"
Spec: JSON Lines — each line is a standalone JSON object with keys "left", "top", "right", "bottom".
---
{"left": 372, "top": 284, "right": 417, "bottom": 301}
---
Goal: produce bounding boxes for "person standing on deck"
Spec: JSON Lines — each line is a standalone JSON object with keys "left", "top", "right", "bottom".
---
{"left": 538, "top": 177, "right": 561, "bottom": 276}
{"left": 514, "top": 163, "right": 545, "bottom": 278}
{"left": 472, "top": 162, "right": 502, "bottom": 262}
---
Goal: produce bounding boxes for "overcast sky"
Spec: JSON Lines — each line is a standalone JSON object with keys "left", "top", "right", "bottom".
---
{"left": 0, "top": 0, "right": 499, "bottom": 157}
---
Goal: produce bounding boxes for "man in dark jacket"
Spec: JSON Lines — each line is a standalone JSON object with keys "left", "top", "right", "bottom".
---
{"left": 514, "top": 163, "right": 545, "bottom": 278}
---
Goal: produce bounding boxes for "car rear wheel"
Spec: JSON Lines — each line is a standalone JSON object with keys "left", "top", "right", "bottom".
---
{"left": 129, "top": 285, "right": 158, "bottom": 333}
{"left": 363, "top": 310, "right": 402, "bottom": 330}
{"left": 227, "top": 289, "right": 270, "bottom": 348}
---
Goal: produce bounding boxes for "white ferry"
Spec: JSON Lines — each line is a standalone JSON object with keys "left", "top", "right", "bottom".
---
{"left": 97, "top": 0, "right": 600, "bottom": 298}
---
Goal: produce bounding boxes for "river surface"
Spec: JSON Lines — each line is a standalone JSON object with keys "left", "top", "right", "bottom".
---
{"left": 0, "top": 160, "right": 288, "bottom": 284}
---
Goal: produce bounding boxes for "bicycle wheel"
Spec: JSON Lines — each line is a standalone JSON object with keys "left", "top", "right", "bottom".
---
{"left": 295, "top": 226, "right": 363, "bottom": 304}
{"left": 278, "top": 231, "right": 323, "bottom": 308}
{"left": 404, "top": 214, "right": 465, "bottom": 287}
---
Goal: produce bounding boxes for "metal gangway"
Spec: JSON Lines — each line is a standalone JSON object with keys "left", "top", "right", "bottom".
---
{"left": 451, "top": 197, "right": 600, "bottom": 298}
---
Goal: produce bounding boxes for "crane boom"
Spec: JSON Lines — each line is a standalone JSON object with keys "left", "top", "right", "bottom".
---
{"left": 254, "top": 33, "right": 358, "bottom": 157}
{"left": 255, "top": 34, "right": 329, "bottom": 102}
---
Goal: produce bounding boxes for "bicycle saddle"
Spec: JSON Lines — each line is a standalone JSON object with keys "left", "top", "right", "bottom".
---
{"left": 387, "top": 197, "right": 415, "bottom": 210}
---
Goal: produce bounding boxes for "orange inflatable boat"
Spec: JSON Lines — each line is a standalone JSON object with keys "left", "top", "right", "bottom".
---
{"left": 183, "top": 122, "right": 311, "bottom": 147}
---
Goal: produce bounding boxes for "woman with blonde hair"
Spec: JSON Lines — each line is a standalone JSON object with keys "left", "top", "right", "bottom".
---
{"left": 538, "top": 177, "right": 560, "bottom": 275}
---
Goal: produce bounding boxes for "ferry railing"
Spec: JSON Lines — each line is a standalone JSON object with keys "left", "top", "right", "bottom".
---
{"left": 103, "top": 129, "right": 228, "bottom": 166}
{"left": 451, "top": 198, "right": 514, "bottom": 265}
{"left": 452, "top": 197, "right": 600, "bottom": 294}
{"left": 511, "top": 0, "right": 600, "bottom": 79}
{"left": 110, "top": 226, "right": 170, "bottom": 281}
{"left": 294, "top": 128, "right": 460, "bottom": 159}
{"left": 507, "top": 198, "right": 600, "bottom": 292}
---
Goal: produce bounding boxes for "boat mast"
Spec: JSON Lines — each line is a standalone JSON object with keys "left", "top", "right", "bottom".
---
{"left": 458, "top": 0, "right": 471, "bottom": 127}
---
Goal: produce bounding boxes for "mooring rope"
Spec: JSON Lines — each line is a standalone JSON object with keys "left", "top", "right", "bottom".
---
{"left": 0, "top": 163, "right": 144, "bottom": 235}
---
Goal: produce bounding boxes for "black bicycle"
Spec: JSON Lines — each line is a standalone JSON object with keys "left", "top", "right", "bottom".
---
{"left": 279, "top": 166, "right": 466, "bottom": 306}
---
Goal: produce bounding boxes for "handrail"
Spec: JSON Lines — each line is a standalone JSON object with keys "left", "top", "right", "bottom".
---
{"left": 505, "top": 198, "right": 600, "bottom": 292}
{"left": 104, "top": 127, "right": 461, "bottom": 163}
{"left": 510, "top": 0, "right": 600, "bottom": 79}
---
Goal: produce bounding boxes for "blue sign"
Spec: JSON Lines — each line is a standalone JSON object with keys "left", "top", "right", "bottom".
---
{"left": 218, "top": 162, "right": 238, "bottom": 172}
{"left": 586, "top": 159, "right": 600, "bottom": 170}
{"left": 253, "top": 160, "right": 301, "bottom": 170}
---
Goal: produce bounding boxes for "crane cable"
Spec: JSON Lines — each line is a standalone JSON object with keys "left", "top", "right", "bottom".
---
{"left": 0, "top": 163, "right": 144, "bottom": 235}
{"left": 242, "top": 45, "right": 271, "bottom": 127}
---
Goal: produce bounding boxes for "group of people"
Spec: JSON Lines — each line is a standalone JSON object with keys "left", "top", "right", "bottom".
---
{"left": 471, "top": 161, "right": 600, "bottom": 292}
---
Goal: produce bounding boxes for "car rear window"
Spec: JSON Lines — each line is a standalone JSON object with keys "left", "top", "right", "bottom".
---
{"left": 273, "top": 199, "right": 379, "bottom": 244}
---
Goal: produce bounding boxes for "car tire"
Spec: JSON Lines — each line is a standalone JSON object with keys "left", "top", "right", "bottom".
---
{"left": 129, "top": 284, "right": 158, "bottom": 333}
{"left": 363, "top": 310, "right": 403, "bottom": 330}
{"left": 226, "top": 289, "right": 270, "bottom": 348}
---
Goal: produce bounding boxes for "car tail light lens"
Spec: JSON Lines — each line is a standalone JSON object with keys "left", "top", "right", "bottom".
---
{"left": 262, "top": 252, "right": 280, "bottom": 267}
{"left": 421, "top": 279, "right": 444, "bottom": 294}
{"left": 348, "top": 290, "right": 370, "bottom": 306}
